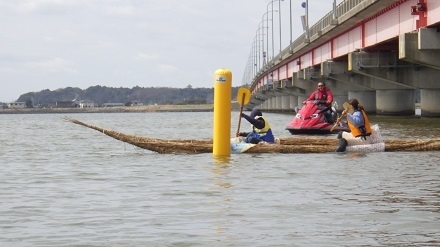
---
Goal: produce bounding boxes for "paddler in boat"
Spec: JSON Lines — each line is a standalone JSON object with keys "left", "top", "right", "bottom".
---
{"left": 335, "top": 98, "right": 373, "bottom": 152}
{"left": 302, "top": 81, "right": 335, "bottom": 123}
{"left": 237, "top": 109, "right": 275, "bottom": 144}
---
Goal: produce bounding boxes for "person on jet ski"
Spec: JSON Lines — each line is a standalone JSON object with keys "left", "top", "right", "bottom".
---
{"left": 302, "top": 82, "right": 334, "bottom": 123}
{"left": 237, "top": 109, "right": 275, "bottom": 144}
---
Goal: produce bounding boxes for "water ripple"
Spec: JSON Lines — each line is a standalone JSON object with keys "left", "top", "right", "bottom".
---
{"left": 1, "top": 113, "right": 439, "bottom": 246}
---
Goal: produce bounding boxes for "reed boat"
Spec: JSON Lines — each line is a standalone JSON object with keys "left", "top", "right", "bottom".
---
{"left": 64, "top": 117, "right": 440, "bottom": 154}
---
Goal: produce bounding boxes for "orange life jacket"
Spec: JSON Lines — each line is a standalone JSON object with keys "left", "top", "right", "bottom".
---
{"left": 348, "top": 110, "right": 372, "bottom": 137}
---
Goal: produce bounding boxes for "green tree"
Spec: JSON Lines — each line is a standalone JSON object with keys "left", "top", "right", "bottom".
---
{"left": 25, "top": 99, "right": 33, "bottom": 108}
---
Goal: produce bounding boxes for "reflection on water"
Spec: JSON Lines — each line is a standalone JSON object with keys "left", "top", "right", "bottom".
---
{"left": 0, "top": 113, "right": 439, "bottom": 246}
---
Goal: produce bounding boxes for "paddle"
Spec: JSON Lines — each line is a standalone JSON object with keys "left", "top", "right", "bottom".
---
{"left": 330, "top": 102, "right": 352, "bottom": 132}
{"left": 236, "top": 87, "right": 251, "bottom": 137}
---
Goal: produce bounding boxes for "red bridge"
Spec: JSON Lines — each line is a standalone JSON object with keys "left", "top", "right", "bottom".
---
{"left": 244, "top": 0, "right": 440, "bottom": 116}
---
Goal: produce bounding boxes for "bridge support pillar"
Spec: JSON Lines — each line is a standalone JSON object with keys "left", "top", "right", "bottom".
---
{"left": 333, "top": 95, "right": 348, "bottom": 111}
{"left": 290, "top": 95, "right": 298, "bottom": 110}
{"left": 347, "top": 91, "right": 376, "bottom": 114}
{"left": 254, "top": 103, "right": 262, "bottom": 110}
{"left": 276, "top": 96, "right": 282, "bottom": 110}
{"left": 268, "top": 97, "right": 274, "bottom": 110}
{"left": 281, "top": 95, "right": 290, "bottom": 110}
{"left": 260, "top": 99, "right": 270, "bottom": 110}
{"left": 420, "top": 89, "right": 440, "bottom": 117}
{"left": 271, "top": 96, "right": 276, "bottom": 110}
{"left": 298, "top": 96, "right": 307, "bottom": 106}
{"left": 376, "top": 89, "right": 414, "bottom": 115}
{"left": 266, "top": 97, "right": 271, "bottom": 110}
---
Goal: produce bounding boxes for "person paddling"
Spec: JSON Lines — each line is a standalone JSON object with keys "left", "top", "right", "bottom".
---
{"left": 335, "top": 98, "right": 373, "bottom": 152}
{"left": 237, "top": 109, "right": 275, "bottom": 144}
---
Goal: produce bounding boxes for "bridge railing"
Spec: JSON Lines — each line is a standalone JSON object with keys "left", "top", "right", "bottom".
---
{"left": 259, "top": 0, "right": 365, "bottom": 85}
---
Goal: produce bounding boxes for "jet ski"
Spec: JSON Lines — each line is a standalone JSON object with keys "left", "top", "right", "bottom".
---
{"left": 285, "top": 100, "right": 349, "bottom": 135}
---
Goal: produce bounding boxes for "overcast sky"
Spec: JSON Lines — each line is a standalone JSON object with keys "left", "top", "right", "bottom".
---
{"left": 0, "top": 0, "right": 342, "bottom": 101}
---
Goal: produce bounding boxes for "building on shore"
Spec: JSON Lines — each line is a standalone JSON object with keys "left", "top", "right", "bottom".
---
{"left": 7, "top": 102, "right": 26, "bottom": 109}
{"left": 102, "top": 103, "right": 124, "bottom": 107}
{"left": 79, "top": 100, "right": 95, "bottom": 108}
{"left": 131, "top": 100, "right": 144, "bottom": 106}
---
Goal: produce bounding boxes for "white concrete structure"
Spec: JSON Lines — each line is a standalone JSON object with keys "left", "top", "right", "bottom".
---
{"left": 7, "top": 102, "right": 26, "bottom": 109}
{"left": 103, "top": 103, "right": 124, "bottom": 107}
{"left": 79, "top": 100, "right": 95, "bottom": 108}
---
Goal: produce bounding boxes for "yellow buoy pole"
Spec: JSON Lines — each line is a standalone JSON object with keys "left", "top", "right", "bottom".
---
{"left": 213, "top": 68, "right": 232, "bottom": 156}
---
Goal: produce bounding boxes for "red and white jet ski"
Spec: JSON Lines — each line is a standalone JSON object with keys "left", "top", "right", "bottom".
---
{"left": 285, "top": 101, "right": 349, "bottom": 135}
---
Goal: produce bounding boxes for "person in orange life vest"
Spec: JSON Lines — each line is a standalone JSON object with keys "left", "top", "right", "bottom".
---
{"left": 237, "top": 109, "right": 275, "bottom": 144}
{"left": 335, "top": 98, "right": 373, "bottom": 152}
{"left": 302, "top": 82, "right": 334, "bottom": 123}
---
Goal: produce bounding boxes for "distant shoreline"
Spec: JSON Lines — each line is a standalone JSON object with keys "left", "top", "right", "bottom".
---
{"left": 0, "top": 104, "right": 218, "bottom": 114}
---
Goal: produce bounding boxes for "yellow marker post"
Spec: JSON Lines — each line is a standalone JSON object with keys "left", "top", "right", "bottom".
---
{"left": 213, "top": 68, "right": 232, "bottom": 156}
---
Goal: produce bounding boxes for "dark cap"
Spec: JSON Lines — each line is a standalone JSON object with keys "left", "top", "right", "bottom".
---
{"left": 250, "top": 109, "right": 262, "bottom": 118}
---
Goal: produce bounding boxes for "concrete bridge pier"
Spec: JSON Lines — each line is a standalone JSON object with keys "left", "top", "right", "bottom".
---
{"left": 333, "top": 95, "right": 348, "bottom": 111}
{"left": 275, "top": 96, "right": 282, "bottom": 110}
{"left": 254, "top": 103, "right": 263, "bottom": 110}
{"left": 298, "top": 96, "right": 307, "bottom": 107}
{"left": 269, "top": 97, "right": 275, "bottom": 110}
{"left": 263, "top": 98, "right": 270, "bottom": 110}
{"left": 376, "top": 89, "right": 414, "bottom": 115}
{"left": 252, "top": 101, "right": 266, "bottom": 109}
{"left": 281, "top": 95, "right": 290, "bottom": 110}
{"left": 289, "top": 95, "right": 298, "bottom": 110}
{"left": 257, "top": 100, "right": 264, "bottom": 110}
{"left": 256, "top": 98, "right": 265, "bottom": 110}
{"left": 268, "top": 96, "right": 277, "bottom": 110}
{"left": 346, "top": 91, "right": 376, "bottom": 114}
{"left": 262, "top": 98, "right": 268, "bottom": 110}
{"left": 270, "top": 96, "right": 276, "bottom": 110}
{"left": 420, "top": 89, "right": 440, "bottom": 117}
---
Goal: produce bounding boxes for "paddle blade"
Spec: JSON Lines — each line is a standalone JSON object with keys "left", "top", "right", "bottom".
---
{"left": 343, "top": 102, "right": 354, "bottom": 114}
{"left": 237, "top": 87, "right": 251, "bottom": 105}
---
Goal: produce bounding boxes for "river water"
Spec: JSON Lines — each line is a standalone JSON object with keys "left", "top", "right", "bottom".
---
{"left": 1, "top": 112, "right": 439, "bottom": 246}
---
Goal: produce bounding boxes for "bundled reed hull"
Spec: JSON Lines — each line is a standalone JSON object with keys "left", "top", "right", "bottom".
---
{"left": 64, "top": 117, "right": 440, "bottom": 154}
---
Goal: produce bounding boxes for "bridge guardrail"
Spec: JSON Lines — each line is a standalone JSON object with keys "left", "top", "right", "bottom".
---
{"left": 258, "top": 0, "right": 365, "bottom": 85}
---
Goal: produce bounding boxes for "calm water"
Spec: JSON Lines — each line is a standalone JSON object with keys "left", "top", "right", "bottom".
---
{"left": 1, "top": 112, "right": 439, "bottom": 247}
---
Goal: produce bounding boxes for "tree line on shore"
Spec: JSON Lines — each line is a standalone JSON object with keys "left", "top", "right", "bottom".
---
{"left": 14, "top": 85, "right": 241, "bottom": 108}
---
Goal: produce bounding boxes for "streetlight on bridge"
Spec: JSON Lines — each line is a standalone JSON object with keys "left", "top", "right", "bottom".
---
{"left": 256, "top": 21, "right": 266, "bottom": 71}
{"left": 278, "top": 0, "right": 284, "bottom": 59}
{"left": 262, "top": 12, "right": 270, "bottom": 67}
{"left": 301, "top": 0, "right": 309, "bottom": 41}
{"left": 244, "top": 47, "right": 254, "bottom": 85}
{"left": 266, "top": 0, "right": 284, "bottom": 65}
{"left": 244, "top": 39, "right": 255, "bottom": 82}
{"left": 289, "top": 0, "right": 292, "bottom": 53}
{"left": 262, "top": 9, "right": 278, "bottom": 67}
{"left": 253, "top": 35, "right": 258, "bottom": 78}
{"left": 287, "top": 0, "right": 308, "bottom": 51}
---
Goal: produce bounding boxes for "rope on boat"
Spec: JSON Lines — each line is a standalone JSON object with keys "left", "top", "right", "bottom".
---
{"left": 63, "top": 117, "right": 440, "bottom": 154}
